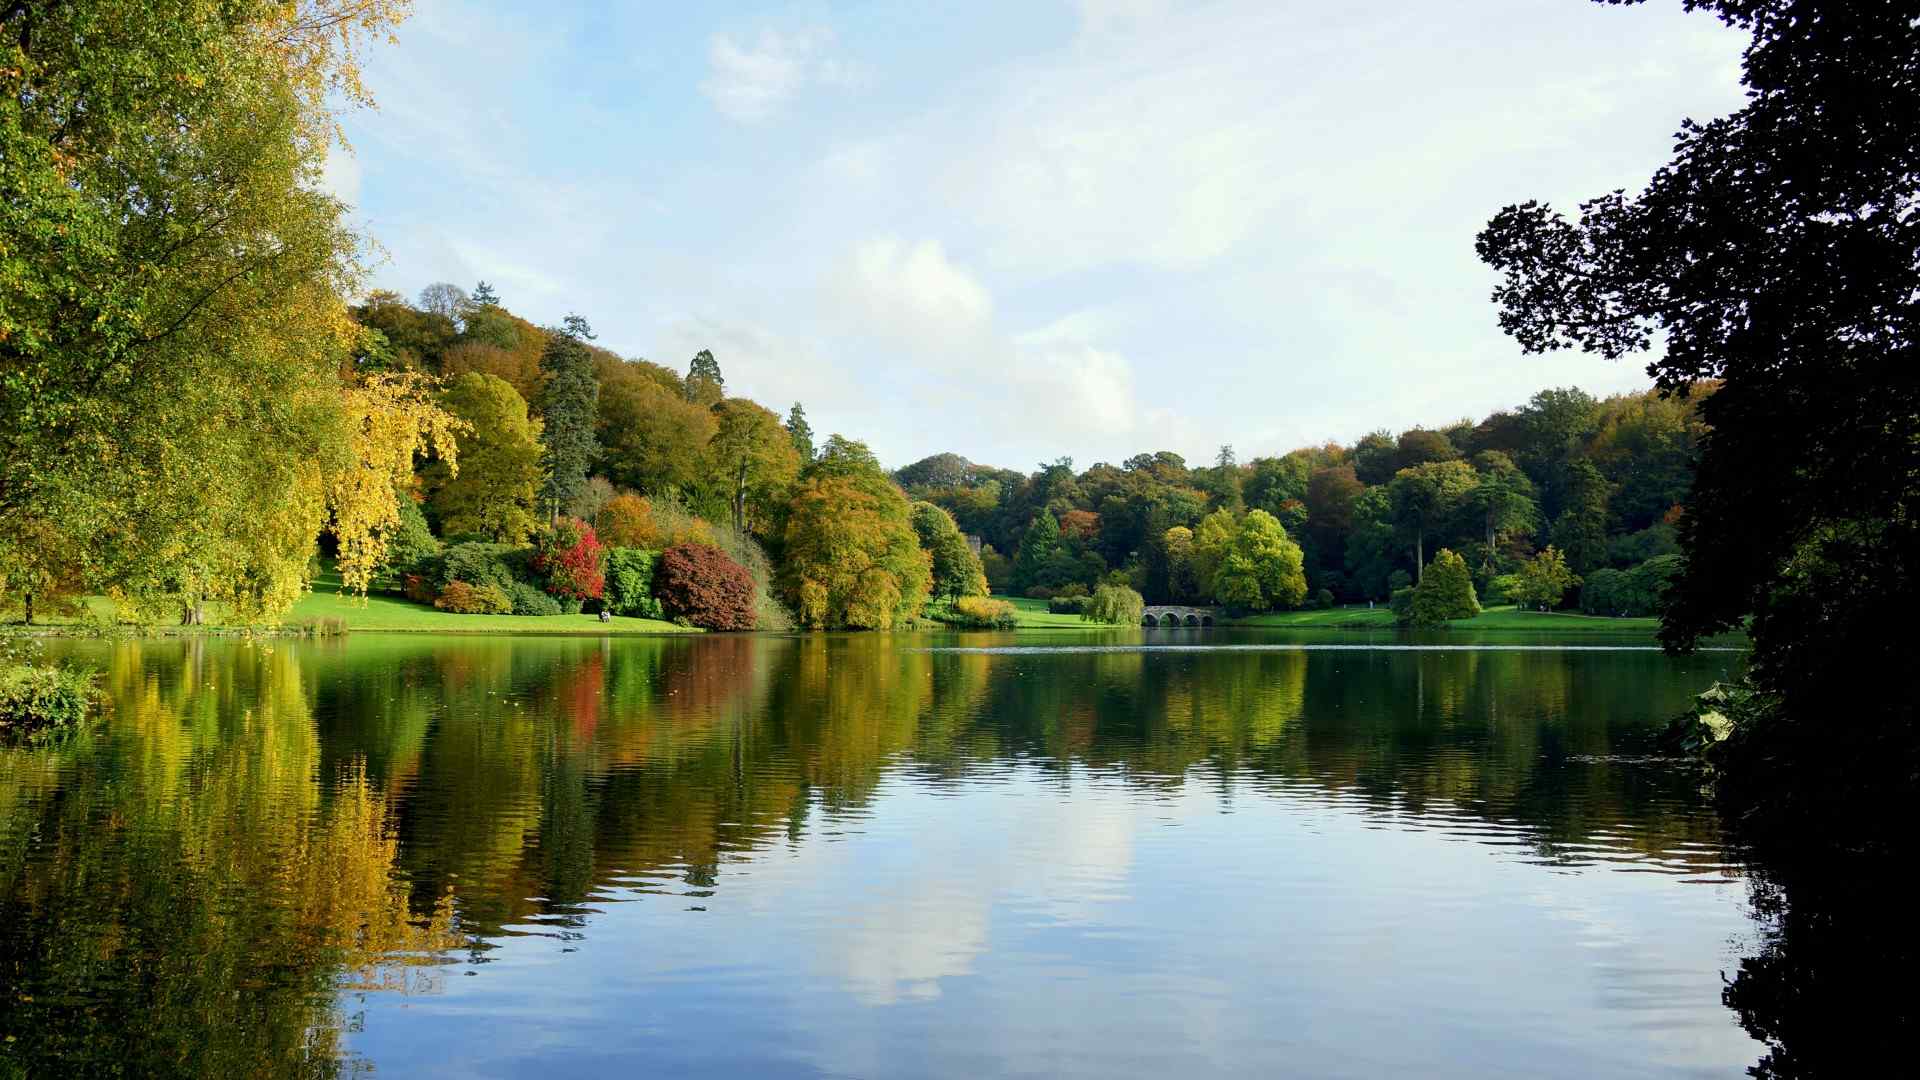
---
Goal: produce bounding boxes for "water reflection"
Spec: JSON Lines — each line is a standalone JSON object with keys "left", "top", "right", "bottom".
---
{"left": 0, "top": 633, "right": 1783, "bottom": 1076}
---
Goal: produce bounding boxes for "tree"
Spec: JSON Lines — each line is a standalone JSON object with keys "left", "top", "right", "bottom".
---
{"left": 705, "top": 399, "right": 801, "bottom": 537}
{"left": 427, "top": 373, "right": 544, "bottom": 544}
{"left": 1387, "top": 460, "right": 1477, "bottom": 579}
{"left": 785, "top": 403, "right": 815, "bottom": 461}
{"left": 782, "top": 474, "right": 932, "bottom": 629}
{"left": 536, "top": 325, "right": 599, "bottom": 520}
{"left": 0, "top": 0, "right": 413, "bottom": 621}
{"left": 1464, "top": 451, "right": 1539, "bottom": 577}
{"left": 1407, "top": 549, "right": 1480, "bottom": 627}
{"left": 1210, "top": 510, "right": 1308, "bottom": 612}
{"left": 1189, "top": 509, "right": 1238, "bottom": 598}
{"left": 1344, "top": 485, "right": 1398, "bottom": 599}
{"left": 1394, "top": 428, "right": 1459, "bottom": 472}
{"left": 911, "top": 502, "right": 988, "bottom": 603}
{"left": 685, "top": 349, "right": 724, "bottom": 407}
{"left": 327, "top": 374, "right": 465, "bottom": 600}
{"left": 1352, "top": 431, "right": 1400, "bottom": 485}
{"left": 1512, "top": 547, "right": 1578, "bottom": 612}
{"left": 1160, "top": 526, "right": 1200, "bottom": 603}
{"left": 531, "top": 518, "right": 607, "bottom": 603}
{"left": 1549, "top": 459, "right": 1610, "bottom": 576}
{"left": 598, "top": 360, "right": 715, "bottom": 496}
{"left": 568, "top": 476, "right": 618, "bottom": 531}
{"left": 1083, "top": 584, "right": 1145, "bottom": 626}
{"left": 1012, "top": 513, "right": 1062, "bottom": 593}
{"left": 418, "top": 283, "right": 470, "bottom": 326}
{"left": 655, "top": 542, "right": 756, "bottom": 630}
{"left": 470, "top": 281, "right": 500, "bottom": 308}
{"left": 600, "top": 494, "right": 660, "bottom": 549}
{"left": 895, "top": 453, "right": 973, "bottom": 491}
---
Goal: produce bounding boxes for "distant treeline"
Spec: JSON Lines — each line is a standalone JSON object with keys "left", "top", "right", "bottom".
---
{"left": 898, "top": 385, "right": 1706, "bottom": 611}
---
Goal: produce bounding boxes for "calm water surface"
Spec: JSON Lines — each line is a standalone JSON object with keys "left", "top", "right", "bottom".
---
{"left": 1, "top": 630, "right": 1765, "bottom": 1077}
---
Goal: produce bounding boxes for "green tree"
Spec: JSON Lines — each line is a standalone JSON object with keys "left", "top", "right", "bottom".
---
{"left": 685, "top": 349, "right": 725, "bottom": 407}
{"left": 785, "top": 403, "right": 815, "bottom": 461}
{"left": 1407, "top": 549, "right": 1480, "bottom": 627}
{"left": 1210, "top": 509, "right": 1308, "bottom": 611}
{"left": 535, "top": 322, "right": 599, "bottom": 519}
{"left": 1344, "top": 486, "right": 1399, "bottom": 599}
{"left": 1188, "top": 509, "right": 1238, "bottom": 598}
{"left": 1388, "top": 460, "right": 1478, "bottom": 579}
{"left": 1083, "top": 584, "right": 1146, "bottom": 626}
{"left": 1013, "top": 512, "right": 1062, "bottom": 593}
{"left": 911, "top": 502, "right": 988, "bottom": 603}
{"left": 1512, "top": 547, "right": 1579, "bottom": 611}
{"left": 1548, "top": 459, "right": 1610, "bottom": 576}
{"left": 427, "top": 373, "right": 544, "bottom": 544}
{"left": 705, "top": 399, "right": 801, "bottom": 538}
{"left": 1464, "top": 451, "right": 1539, "bottom": 577}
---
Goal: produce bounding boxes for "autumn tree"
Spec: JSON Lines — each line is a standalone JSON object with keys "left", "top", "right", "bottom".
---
{"left": 536, "top": 320, "right": 599, "bottom": 520}
{"left": 781, "top": 442, "right": 931, "bottom": 629}
{"left": 427, "top": 373, "right": 544, "bottom": 544}
{"left": 598, "top": 360, "right": 716, "bottom": 495}
{"left": 0, "top": 0, "right": 414, "bottom": 619}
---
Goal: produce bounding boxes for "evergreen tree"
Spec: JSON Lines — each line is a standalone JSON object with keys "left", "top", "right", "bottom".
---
{"left": 471, "top": 280, "right": 500, "bottom": 307}
{"left": 1012, "top": 512, "right": 1061, "bottom": 592}
{"left": 785, "top": 402, "right": 815, "bottom": 461}
{"left": 536, "top": 322, "right": 599, "bottom": 520}
{"left": 1549, "top": 459, "right": 1610, "bottom": 576}
{"left": 686, "top": 349, "right": 724, "bottom": 407}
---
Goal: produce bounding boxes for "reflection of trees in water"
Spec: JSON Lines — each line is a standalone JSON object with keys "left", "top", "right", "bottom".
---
{"left": 0, "top": 642, "right": 459, "bottom": 1079}
{"left": 4, "top": 637, "right": 1756, "bottom": 1074}
{"left": 1719, "top": 853, "right": 1910, "bottom": 1077}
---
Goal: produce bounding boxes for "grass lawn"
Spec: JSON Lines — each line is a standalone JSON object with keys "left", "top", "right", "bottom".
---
{"left": 1000, "top": 595, "right": 1109, "bottom": 629}
{"left": 12, "top": 570, "right": 696, "bottom": 637}
{"left": 286, "top": 582, "right": 696, "bottom": 635}
{"left": 1224, "top": 603, "right": 1663, "bottom": 633}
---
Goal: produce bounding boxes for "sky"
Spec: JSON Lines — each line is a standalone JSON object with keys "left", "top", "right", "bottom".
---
{"left": 332, "top": 0, "right": 1749, "bottom": 472}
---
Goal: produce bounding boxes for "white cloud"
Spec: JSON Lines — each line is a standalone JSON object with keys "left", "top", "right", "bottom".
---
{"left": 318, "top": 143, "right": 362, "bottom": 207}
{"left": 832, "top": 237, "right": 994, "bottom": 350}
{"left": 702, "top": 27, "right": 854, "bottom": 123}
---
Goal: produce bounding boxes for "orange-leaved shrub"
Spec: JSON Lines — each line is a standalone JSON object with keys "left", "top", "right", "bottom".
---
{"left": 434, "top": 581, "right": 512, "bottom": 614}
{"left": 654, "top": 542, "right": 756, "bottom": 630}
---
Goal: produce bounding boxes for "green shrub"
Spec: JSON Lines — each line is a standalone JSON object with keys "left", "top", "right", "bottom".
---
{"left": 1047, "top": 595, "right": 1091, "bottom": 615}
{"left": 379, "top": 498, "right": 442, "bottom": 588}
{"left": 507, "top": 581, "right": 562, "bottom": 616}
{"left": 0, "top": 662, "right": 100, "bottom": 744}
{"left": 1082, "top": 584, "right": 1145, "bottom": 626}
{"left": 1485, "top": 573, "right": 1523, "bottom": 606}
{"left": 604, "top": 548, "right": 665, "bottom": 619}
{"left": 438, "top": 542, "right": 521, "bottom": 592}
{"left": 946, "top": 596, "right": 1016, "bottom": 629}
{"left": 1407, "top": 549, "right": 1481, "bottom": 627}
{"left": 1313, "top": 588, "right": 1335, "bottom": 609}
{"left": 1388, "top": 569, "right": 1414, "bottom": 593}
{"left": 434, "top": 580, "right": 513, "bottom": 614}
{"left": 1389, "top": 586, "right": 1415, "bottom": 622}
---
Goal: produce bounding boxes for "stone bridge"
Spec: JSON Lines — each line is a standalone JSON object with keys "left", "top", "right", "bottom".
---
{"left": 1141, "top": 605, "right": 1216, "bottom": 628}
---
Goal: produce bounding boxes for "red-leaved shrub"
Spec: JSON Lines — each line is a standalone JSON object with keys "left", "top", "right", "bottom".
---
{"left": 655, "top": 542, "right": 756, "bottom": 630}
{"left": 403, "top": 573, "right": 438, "bottom": 605}
{"left": 532, "top": 516, "right": 607, "bottom": 601}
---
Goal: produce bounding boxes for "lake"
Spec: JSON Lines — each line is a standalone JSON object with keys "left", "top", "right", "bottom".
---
{"left": 1, "top": 630, "right": 1767, "bottom": 1077}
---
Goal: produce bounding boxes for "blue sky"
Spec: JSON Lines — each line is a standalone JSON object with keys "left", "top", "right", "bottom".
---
{"left": 331, "top": 0, "right": 1747, "bottom": 470}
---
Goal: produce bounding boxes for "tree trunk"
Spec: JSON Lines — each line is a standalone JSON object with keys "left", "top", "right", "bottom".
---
{"left": 1415, "top": 532, "right": 1424, "bottom": 582}
{"left": 22, "top": 591, "right": 32, "bottom": 626}
{"left": 732, "top": 458, "right": 749, "bottom": 535}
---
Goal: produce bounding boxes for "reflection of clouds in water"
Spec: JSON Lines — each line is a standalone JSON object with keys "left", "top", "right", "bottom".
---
{"left": 822, "top": 771, "right": 1146, "bottom": 1004}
